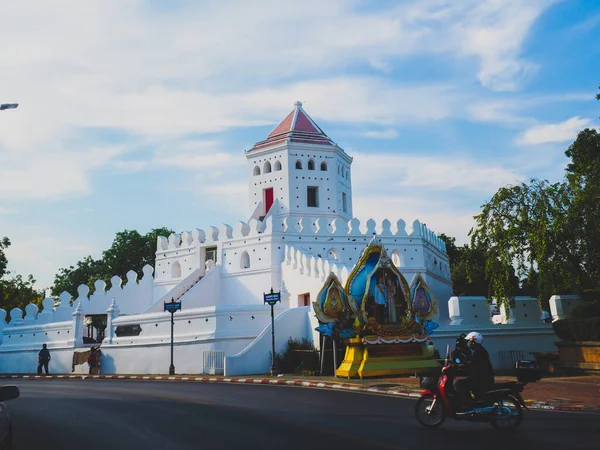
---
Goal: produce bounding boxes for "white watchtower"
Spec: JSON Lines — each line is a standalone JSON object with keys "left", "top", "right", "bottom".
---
{"left": 245, "top": 101, "right": 353, "bottom": 221}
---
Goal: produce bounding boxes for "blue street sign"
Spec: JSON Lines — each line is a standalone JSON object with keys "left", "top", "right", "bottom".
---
{"left": 164, "top": 301, "right": 182, "bottom": 313}
{"left": 264, "top": 292, "right": 281, "bottom": 305}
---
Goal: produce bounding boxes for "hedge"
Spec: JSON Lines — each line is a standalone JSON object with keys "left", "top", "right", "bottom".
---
{"left": 553, "top": 317, "right": 600, "bottom": 341}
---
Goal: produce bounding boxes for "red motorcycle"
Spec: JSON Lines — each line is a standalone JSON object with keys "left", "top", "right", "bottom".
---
{"left": 415, "top": 345, "right": 540, "bottom": 430}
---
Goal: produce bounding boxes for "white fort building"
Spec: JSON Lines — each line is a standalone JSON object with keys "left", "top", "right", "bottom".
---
{"left": 0, "top": 102, "right": 577, "bottom": 376}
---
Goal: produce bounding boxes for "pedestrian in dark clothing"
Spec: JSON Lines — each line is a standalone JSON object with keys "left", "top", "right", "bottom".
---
{"left": 87, "top": 346, "right": 100, "bottom": 375}
{"left": 38, "top": 344, "right": 51, "bottom": 375}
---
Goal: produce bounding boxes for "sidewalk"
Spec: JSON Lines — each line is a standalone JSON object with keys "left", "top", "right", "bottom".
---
{"left": 2, "top": 373, "right": 598, "bottom": 413}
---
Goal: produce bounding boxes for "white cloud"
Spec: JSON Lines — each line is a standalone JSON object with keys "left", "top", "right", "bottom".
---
{"left": 3, "top": 230, "right": 99, "bottom": 287}
{"left": 352, "top": 151, "right": 523, "bottom": 194}
{"left": 518, "top": 116, "right": 593, "bottom": 145}
{"left": 353, "top": 194, "right": 477, "bottom": 245}
{"left": 362, "top": 129, "right": 399, "bottom": 139}
{"left": 350, "top": 150, "right": 524, "bottom": 244}
{"left": 0, "top": 207, "right": 15, "bottom": 215}
{"left": 113, "top": 140, "right": 233, "bottom": 172}
{"left": 0, "top": 0, "right": 556, "bottom": 198}
{"left": 569, "top": 11, "right": 600, "bottom": 34}
{"left": 456, "top": 1, "right": 551, "bottom": 91}
{"left": 0, "top": 145, "right": 124, "bottom": 200}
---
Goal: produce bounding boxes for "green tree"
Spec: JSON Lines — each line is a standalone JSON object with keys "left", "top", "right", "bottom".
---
{"left": 0, "top": 274, "right": 43, "bottom": 312}
{"left": 470, "top": 179, "right": 578, "bottom": 311}
{"left": 439, "top": 233, "right": 517, "bottom": 297}
{"left": 565, "top": 127, "right": 600, "bottom": 295}
{"left": 0, "top": 237, "right": 44, "bottom": 312}
{"left": 51, "top": 227, "right": 174, "bottom": 296}
{"left": 0, "top": 237, "right": 10, "bottom": 279}
{"left": 52, "top": 256, "right": 104, "bottom": 297}
{"left": 439, "top": 234, "right": 487, "bottom": 296}
{"left": 101, "top": 227, "right": 174, "bottom": 281}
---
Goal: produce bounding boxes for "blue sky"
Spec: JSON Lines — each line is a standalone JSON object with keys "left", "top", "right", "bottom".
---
{"left": 0, "top": 0, "right": 599, "bottom": 290}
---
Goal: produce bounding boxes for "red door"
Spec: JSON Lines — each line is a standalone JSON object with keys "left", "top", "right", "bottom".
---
{"left": 264, "top": 188, "right": 274, "bottom": 214}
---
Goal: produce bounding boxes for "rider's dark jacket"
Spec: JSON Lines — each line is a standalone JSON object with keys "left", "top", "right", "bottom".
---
{"left": 467, "top": 344, "right": 495, "bottom": 396}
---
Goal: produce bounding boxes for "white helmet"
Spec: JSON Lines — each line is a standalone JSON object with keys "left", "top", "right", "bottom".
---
{"left": 465, "top": 331, "right": 483, "bottom": 345}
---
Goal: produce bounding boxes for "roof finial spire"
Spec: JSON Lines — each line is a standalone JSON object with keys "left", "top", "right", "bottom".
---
{"left": 294, "top": 100, "right": 302, "bottom": 108}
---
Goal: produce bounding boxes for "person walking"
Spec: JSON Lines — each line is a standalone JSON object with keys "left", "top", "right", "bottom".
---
{"left": 87, "top": 346, "right": 100, "bottom": 375}
{"left": 38, "top": 344, "right": 51, "bottom": 375}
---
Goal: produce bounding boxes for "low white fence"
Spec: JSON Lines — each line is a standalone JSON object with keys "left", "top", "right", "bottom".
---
{"left": 203, "top": 351, "right": 225, "bottom": 375}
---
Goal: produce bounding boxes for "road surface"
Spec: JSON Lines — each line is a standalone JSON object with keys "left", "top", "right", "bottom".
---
{"left": 6, "top": 380, "right": 598, "bottom": 450}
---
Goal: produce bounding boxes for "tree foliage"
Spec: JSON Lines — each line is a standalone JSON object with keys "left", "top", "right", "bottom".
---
{"left": 0, "top": 274, "right": 43, "bottom": 312}
{"left": 565, "top": 127, "right": 600, "bottom": 295}
{"left": 439, "top": 234, "right": 486, "bottom": 296}
{"left": 0, "top": 237, "right": 9, "bottom": 279}
{"left": 469, "top": 88, "right": 600, "bottom": 311}
{"left": 470, "top": 179, "right": 578, "bottom": 308}
{"left": 51, "top": 227, "right": 174, "bottom": 296}
{"left": 439, "top": 233, "right": 519, "bottom": 298}
{"left": 0, "top": 237, "right": 44, "bottom": 312}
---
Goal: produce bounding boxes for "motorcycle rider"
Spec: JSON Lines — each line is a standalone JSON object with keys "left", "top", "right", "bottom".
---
{"left": 454, "top": 331, "right": 495, "bottom": 410}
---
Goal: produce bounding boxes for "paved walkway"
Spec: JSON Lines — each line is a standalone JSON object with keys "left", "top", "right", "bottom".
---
{"left": 3, "top": 372, "right": 599, "bottom": 413}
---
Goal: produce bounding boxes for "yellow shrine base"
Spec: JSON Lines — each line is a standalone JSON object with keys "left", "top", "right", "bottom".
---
{"left": 336, "top": 337, "right": 440, "bottom": 379}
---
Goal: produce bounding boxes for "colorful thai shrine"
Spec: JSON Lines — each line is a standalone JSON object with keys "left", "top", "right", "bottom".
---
{"left": 314, "top": 241, "right": 440, "bottom": 378}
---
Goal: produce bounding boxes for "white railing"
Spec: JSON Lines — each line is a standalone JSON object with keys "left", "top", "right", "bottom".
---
{"left": 203, "top": 350, "right": 225, "bottom": 375}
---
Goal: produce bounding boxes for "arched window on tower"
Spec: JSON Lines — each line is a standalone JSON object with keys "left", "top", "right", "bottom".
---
{"left": 264, "top": 161, "right": 272, "bottom": 173}
{"left": 346, "top": 169, "right": 349, "bottom": 180}
{"left": 253, "top": 166, "right": 261, "bottom": 176}
{"left": 308, "top": 159, "right": 315, "bottom": 170}
{"left": 320, "top": 162, "right": 327, "bottom": 171}
{"left": 240, "top": 251, "right": 250, "bottom": 269}
{"left": 274, "top": 161, "right": 282, "bottom": 171}
{"left": 171, "top": 261, "right": 182, "bottom": 278}
{"left": 295, "top": 160, "right": 303, "bottom": 170}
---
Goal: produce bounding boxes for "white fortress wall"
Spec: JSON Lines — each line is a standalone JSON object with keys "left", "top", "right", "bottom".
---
{"left": 101, "top": 304, "right": 274, "bottom": 374}
{"left": 219, "top": 217, "right": 284, "bottom": 306}
{"left": 442, "top": 295, "right": 558, "bottom": 368}
{"left": 224, "top": 306, "right": 312, "bottom": 376}
{"left": 0, "top": 300, "right": 87, "bottom": 374}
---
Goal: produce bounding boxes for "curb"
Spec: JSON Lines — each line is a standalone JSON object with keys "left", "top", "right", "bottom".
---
{"left": 2, "top": 374, "right": 598, "bottom": 414}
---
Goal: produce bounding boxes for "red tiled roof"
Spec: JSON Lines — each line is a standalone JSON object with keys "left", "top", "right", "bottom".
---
{"left": 251, "top": 101, "right": 334, "bottom": 151}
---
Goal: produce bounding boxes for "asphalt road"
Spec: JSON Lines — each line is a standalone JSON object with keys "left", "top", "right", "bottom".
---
{"left": 5, "top": 380, "right": 598, "bottom": 450}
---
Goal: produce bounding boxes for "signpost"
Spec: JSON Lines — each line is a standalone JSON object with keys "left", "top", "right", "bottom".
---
{"left": 264, "top": 288, "right": 281, "bottom": 376}
{"left": 164, "top": 299, "right": 182, "bottom": 375}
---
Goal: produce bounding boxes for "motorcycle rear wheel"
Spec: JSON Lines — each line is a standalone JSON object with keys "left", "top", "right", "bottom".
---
{"left": 415, "top": 394, "right": 446, "bottom": 428}
{"left": 490, "top": 395, "right": 523, "bottom": 430}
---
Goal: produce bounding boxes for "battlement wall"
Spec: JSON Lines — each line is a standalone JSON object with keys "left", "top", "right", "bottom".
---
{"left": 155, "top": 217, "right": 447, "bottom": 254}
{"left": 1, "top": 265, "right": 155, "bottom": 330}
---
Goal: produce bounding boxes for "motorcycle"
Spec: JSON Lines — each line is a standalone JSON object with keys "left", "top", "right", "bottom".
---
{"left": 415, "top": 340, "right": 541, "bottom": 430}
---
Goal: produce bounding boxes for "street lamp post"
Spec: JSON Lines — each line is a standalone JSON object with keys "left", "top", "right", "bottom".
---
{"left": 164, "top": 298, "right": 182, "bottom": 375}
{"left": 264, "top": 287, "right": 281, "bottom": 376}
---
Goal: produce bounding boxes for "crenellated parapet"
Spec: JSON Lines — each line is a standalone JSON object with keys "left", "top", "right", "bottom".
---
{"left": 156, "top": 218, "right": 276, "bottom": 253}
{"left": 4, "top": 265, "right": 156, "bottom": 327}
{"left": 278, "top": 217, "right": 446, "bottom": 253}
{"left": 155, "top": 216, "right": 446, "bottom": 253}
{"left": 284, "top": 245, "right": 352, "bottom": 285}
